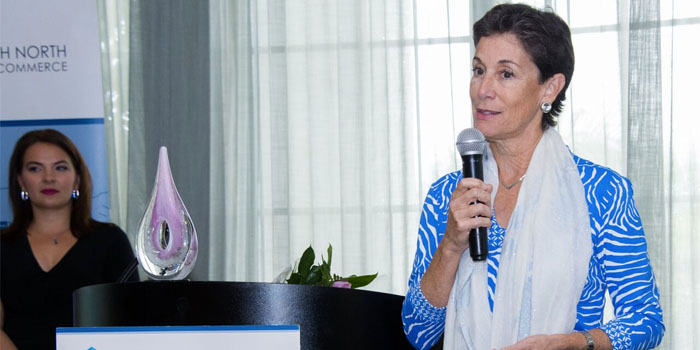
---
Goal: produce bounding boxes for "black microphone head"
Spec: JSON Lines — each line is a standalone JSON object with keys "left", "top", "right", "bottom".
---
{"left": 456, "top": 128, "right": 488, "bottom": 156}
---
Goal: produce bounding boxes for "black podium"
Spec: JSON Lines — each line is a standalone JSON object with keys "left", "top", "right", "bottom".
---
{"left": 73, "top": 281, "right": 414, "bottom": 349}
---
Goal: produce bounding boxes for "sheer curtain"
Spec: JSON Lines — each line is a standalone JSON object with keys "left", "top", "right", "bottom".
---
{"left": 97, "top": 0, "right": 130, "bottom": 229}
{"left": 209, "top": 0, "right": 423, "bottom": 293}
{"left": 99, "top": 0, "right": 699, "bottom": 348}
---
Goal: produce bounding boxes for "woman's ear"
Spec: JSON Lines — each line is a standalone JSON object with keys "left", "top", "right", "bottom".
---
{"left": 74, "top": 175, "right": 81, "bottom": 190}
{"left": 17, "top": 176, "right": 26, "bottom": 190}
{"left": 543, "top": 73, "right": 566, "bottom": 102}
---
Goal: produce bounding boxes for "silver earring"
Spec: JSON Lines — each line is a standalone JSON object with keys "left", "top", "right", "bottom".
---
{"left": 20, "top": 190, "right": 29, "bottom": 201}
{"left": 72, "top": 189, "right": 80, "bottom": 199}
{"left": 541, "top": 102, "right": 552, "bottom": 114}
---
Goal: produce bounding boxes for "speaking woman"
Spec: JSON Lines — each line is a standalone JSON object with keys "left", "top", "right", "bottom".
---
{"left": 402, "top": 4, "right": 664, "bottom": 350}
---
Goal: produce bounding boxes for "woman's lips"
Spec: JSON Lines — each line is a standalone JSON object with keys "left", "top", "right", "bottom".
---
{"left": 475, "top": 108, "right": 500, "bottom": 120}
{"left": 40, "top": 189, "right": 58, "bottom": 195}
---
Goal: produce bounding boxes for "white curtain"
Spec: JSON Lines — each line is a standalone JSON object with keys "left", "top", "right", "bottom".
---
{"left": 209, "top": 0, "right": 424, "bottom": 293}
{"left": 97, "top": 0, "right": 130, "bottom": 229}
{"left": 100, "top": 0, "right": 699, "bottom": 348}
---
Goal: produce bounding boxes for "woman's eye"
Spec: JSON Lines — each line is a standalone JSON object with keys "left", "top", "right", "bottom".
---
{"left": 56, "top": 165, "right": 69, "bottom": 171}
{"left": 27, "top": 166, "right": 41, "bottom": 172}
{"left": 501, "top": 70, "right": 514, "bottom": 79}
{"left": 472, "top": 67, "right": 485, "bottom": 76}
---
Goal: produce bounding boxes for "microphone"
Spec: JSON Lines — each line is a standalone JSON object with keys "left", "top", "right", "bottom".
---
{"left": 456, "top": 128, "right": 489, "bottom": 261}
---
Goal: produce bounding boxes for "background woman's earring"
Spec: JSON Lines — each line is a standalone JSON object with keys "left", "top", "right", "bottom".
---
{"left": 541, "top": 101, "right": 552, "bottom": 113}
{"left": 20, "top": 190, "right": 29, "bottom": 201}
{"left": 72, "top": 189, "right": 80, "bottom": 199}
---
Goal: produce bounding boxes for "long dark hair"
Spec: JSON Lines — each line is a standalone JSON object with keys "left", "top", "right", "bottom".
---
{"left": 2, "top": 129, "right": 95, "bottom": 240}
{"left": 473, "top": 3, "right": 575, "bottom": 129}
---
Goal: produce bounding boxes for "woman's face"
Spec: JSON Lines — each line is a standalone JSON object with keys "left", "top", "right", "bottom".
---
{"left": 470, "top": 33, "right": 548, "bottom": 141}
{"left": 17, "top": 142, "right": 79, "bottom": 211}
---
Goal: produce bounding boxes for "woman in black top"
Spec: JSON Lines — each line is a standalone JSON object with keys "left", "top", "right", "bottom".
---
{"left": 1, "top": 129, "right": 137, "bottom": 349}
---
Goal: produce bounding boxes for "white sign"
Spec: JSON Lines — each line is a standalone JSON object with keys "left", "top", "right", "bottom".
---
{"left": 0, "top": 0, "right": 104, "bottom": 119}
{"left": 56, "top": 325, "right": 301, "bottom": 350}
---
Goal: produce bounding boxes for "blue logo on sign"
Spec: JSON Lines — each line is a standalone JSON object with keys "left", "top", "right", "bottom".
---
{"left": 87, "top": 347, "right": 97, "bottom": 350}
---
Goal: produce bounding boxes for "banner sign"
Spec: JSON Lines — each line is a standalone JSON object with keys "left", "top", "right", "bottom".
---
{"left": 0, "top": 0, "right": 109, "bottom": 226}
{"left": 56, "top": 325, "right": 302, "bottom": 350}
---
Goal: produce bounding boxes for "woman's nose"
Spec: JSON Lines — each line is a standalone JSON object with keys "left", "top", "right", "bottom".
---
{"left": 477, "top": 74, "right": 495, "bottom": 100}
{"left": 42, "top": 169, "right": 56, "bottom": 182}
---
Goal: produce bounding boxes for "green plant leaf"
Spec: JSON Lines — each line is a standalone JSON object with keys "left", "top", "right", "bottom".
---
{"left": 297, "top": 246, "right": 315, "bottom": 276}
{"left": 326, "top": 244, "right": 333, "bottom": 267}
{"left": 284, "top": 242, "right": 378, "bottom": 289}
{"left": 344, "top": 273, "right": 378, "bottom": 289}
{"left": 320, "top": 260, "right": 332, "bottom": 285}
{"left": 315, "top": 244, "right": 333, "bottom": 286}
{"left": 304, "top": 265, "right": 323, "bottom": 285}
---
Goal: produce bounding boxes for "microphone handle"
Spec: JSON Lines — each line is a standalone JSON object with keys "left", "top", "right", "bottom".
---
{"left": 469, "top": 226, "right": 489, "bottom": 261}
{"left": 461, "top": 153, "right": 488, "bottom": 261}
{"left": 461, "top": 153, "right": 484, "bottom": 181}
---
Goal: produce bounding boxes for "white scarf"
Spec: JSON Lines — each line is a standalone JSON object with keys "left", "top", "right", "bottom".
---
{"left": 443, "top": 128, "right": 592, "bottom": 350}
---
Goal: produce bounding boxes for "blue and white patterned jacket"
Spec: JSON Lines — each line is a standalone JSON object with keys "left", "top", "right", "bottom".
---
{"left": 402, "top": 154, "right": 665, "bottom": 350}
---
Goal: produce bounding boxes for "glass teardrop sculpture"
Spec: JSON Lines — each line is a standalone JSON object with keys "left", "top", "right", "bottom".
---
{"left": 136, "top": 146, "right": 198, "bottom": 280}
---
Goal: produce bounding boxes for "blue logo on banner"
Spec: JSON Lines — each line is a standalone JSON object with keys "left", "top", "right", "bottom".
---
{"left": 87, "top": 347, "right": 97, "bottom": 350}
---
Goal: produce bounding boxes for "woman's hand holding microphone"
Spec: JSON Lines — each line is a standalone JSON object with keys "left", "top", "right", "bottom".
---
{"left": 420, "top": 178, "right": 493, "bottom": 307}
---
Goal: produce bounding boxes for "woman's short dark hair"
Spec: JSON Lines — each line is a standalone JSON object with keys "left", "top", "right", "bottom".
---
{"left": 2, "top": 129, "right": 95, "bottom": 240}
{"left": 473, "top": 3, "right": 575, "bottom": 129}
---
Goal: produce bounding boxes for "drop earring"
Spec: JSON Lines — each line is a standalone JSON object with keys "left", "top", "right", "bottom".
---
{"left": 20, "top": 190, "right": 29, "bottom": 201}
{"left": 72, "top": 189, "right": 80, "bottom": 199}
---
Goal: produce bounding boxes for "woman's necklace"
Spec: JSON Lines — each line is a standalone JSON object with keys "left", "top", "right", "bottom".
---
{"left": 30, "top": 230, "right": 67, "bottom": 245}
{"left": 51, "top": 230, "right": 71, "bottom": 245}
{"left": 499, "top": 174, "right": 526, "bottom": 190}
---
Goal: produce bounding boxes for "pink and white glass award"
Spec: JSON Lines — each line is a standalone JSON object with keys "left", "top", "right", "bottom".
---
{"left": 136, "top": 146, "right": 198, "bottom": 280}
